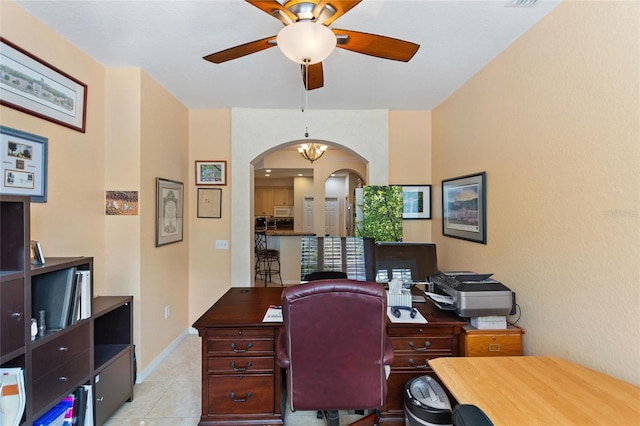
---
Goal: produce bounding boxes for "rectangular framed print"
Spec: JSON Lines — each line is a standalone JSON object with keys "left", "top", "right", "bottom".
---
{"left": 195, "top": 160, "right": 226, "bottom": 185}
{"left": 0, "top": 37, "right": 87, "bottom": 132}
{"left": 197, "top": 188, "right": 222, "bottom": 218}
{"left": 401, "top": 185, "right": 431, "bottom": 219}
{"left": 156, "top": 178, "right": 184, "bottom": 246}
{"left": 442, "top": 172, "right": 486, "bottom": 244}
{"left": 0, "top": 125, "right": 48, "bottom": 202}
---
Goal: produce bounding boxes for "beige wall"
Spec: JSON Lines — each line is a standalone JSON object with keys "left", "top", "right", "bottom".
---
{"left": 1, "top": 2, "right": 191, "bottom": 372}
{"left": 389, "top": 111, "right": 433, "bottom": 242}
{"left": 138, "top": 72, "right": 189, "bottom": 370}
{"left": 1, "top": 1, "right": 107, "bottom": 291}
{"left": 432, "top": 1, "right": 639, "bottom": 384}
{"left": 188, "top": 109, "right": 232, "bottom": 325}
{"left": 105, "top": 68, "right": 142, "bottom": 360}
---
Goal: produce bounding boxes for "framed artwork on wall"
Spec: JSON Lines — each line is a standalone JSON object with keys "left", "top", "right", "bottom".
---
{"left": 156, "top": 178, "right": 184, "bottom": 246}
{"left": 195, "top": 160, "right": 226, "bottom": 185}
{"left": 442, "top": 172, "right": 487, "bottom": 244}
{"left": 0, "top": 37, "right": 87, "bottom": 133}
{"left": 401, "top": 185, "right": 432, "bottom": 219}
{"left": 197, "top": 188, "right": 222, "bottom": 218}
{"left": 0, "top": 125, "right": 48, "bottom": 202}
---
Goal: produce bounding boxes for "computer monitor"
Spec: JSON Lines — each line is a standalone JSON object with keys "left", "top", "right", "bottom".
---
{"left": 374, "top": 242, "right": 438, "bottom": 284}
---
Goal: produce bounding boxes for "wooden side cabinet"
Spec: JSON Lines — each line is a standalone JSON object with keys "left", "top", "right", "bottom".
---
{"left": 460, "top": 324, "right": 525, "bottom": 357}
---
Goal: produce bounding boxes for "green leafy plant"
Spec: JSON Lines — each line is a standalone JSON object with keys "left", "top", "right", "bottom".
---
{"left": 356, "top": 185, "right": 403, "bottom": 242}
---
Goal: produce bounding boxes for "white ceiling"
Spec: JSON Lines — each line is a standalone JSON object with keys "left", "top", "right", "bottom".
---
{"left": 14, "top": 0, "right": 561, "bottom": 111}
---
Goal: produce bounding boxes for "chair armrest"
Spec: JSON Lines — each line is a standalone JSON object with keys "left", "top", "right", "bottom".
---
{"left": 276, "top": 326, "right": 290, "bottom": 369}
{"left": 383, "top": 334, "right": 394, "bottom": 366}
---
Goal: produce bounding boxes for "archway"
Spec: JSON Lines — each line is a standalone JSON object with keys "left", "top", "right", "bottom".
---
{"left": 231, "top": 108, "right": 390, "bottom": 286}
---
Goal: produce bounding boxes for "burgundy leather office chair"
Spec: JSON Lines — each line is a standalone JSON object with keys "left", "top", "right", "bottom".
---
{"left": 276, "top": 280, "right": 394, "bottom": 426}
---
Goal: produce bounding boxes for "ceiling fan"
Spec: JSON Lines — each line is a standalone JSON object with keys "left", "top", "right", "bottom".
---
{"left": 203, "top": 0, "right": 420, "bottom": 90}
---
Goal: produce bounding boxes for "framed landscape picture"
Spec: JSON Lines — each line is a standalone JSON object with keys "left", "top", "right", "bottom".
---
{"left": 442, "top": 172, "right": 486, "bottom": 244}
{"left": 0, "top": 37, "right": 87, "bottom": 133}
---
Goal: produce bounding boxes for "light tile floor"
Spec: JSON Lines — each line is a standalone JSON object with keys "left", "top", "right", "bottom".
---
{"left": 104, "top": 309, "right": 363, "bottom": 425}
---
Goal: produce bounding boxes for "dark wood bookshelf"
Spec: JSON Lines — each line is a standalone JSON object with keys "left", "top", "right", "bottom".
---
{"left": 1, "top": 195, "right": 134, "bottom": 425}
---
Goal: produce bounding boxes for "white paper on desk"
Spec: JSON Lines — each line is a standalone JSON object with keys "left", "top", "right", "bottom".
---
{"left": 387, "top": 307, "right": 427, "bottom": 324}
{"left": 262, "top": 307, "right": 283, "bottom": 322}
{"left": 424, "top": 292, "right": 453, "bottom": 305}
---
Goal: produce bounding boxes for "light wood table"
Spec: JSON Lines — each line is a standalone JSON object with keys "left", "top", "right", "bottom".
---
{"left": 429, "top": 356, "right": 640, "bottom": 425}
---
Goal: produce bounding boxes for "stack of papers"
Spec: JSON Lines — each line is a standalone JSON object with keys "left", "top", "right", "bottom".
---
{"left": 262, "top": 305, "right": 283, "bottom": 322}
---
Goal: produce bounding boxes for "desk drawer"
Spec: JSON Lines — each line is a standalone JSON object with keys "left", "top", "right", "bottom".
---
{"left": 463, "top": 333, "right": 522, "bottom": 357}
{"left": 389, "top": 325, "right": 455, "bottom": 338}
{"left": 207, "top": 327, "right": 274, "bottom": 338}
{"left": 207, "top": 338, "right": 274, "bottom": 356}
{"left": 207, "top": 374, "right": 274, "bottom": 414}
{"left": 32, "top": 349, "right": 90, "bottom": 413}
{"left": 392, "top": 352, "right": 451, "bottom": 370}
{"left": 208, "top": 356, "right": 274, "bottom": 374}
{"left": 391, "top": 336, "right": 453, "bottom": 353}
{"left": 32, "top": 322, "right": 90, "bottom": 379}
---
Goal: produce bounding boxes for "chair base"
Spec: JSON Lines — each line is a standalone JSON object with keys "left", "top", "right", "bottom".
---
{"left": 322, "top": 410, "right": 380, "bottom": 426}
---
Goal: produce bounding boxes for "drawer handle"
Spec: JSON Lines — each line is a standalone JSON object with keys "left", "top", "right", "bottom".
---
{"left": 408, "top": 341, "right": 431, "bottom": 351}
{"left": 408, "top": 359, "right": 428, "bottom": 369}
{"left": 230, "top": 361, "right": 253, "bottom": 372}
{"left": 230, "top": 342, "right": 253, "bottom": 353}
{"left": 230, "top": 392, "right": 252, "bottom": 403}
{"left": 59, "top": 346, "right": 69, "bottom": 352}
{"left": 489, "top": 343, "right": 501, "bottom": 352}
{"left": 96, "top": 397, "right": 104, "bottom": 402}
{"left": 58, "top": 376, "right": 68, "bottom": 382}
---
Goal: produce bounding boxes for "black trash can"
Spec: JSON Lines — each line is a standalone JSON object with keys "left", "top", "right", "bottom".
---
{"left": 404, "top": 376, "right": 452, "bottom": 426}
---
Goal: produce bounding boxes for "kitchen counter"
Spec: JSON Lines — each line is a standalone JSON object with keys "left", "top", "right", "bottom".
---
{"left": 265, "top": 230, "right": 315, "bottom": 236}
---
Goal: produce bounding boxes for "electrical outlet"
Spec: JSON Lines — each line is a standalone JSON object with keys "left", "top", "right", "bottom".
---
{"left": 164, "top": 305, "right": 170, "bottom": 319}
{"left": 215, "top": 240, "right": 229, "bottom": 250}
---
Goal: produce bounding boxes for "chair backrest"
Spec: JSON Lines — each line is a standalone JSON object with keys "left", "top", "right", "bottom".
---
{"left": 279, "top": 280, "right": 389, "bottom": 411}
{"left": 303, "top": 270, "right": 348, "bottom": 281}
{"left": 254, "top": 230, "right": 267, "bottom": 253}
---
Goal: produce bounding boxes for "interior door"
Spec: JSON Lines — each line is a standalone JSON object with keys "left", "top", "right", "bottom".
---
{"left": 325, "top": 198, "right": 339, "bottom": 236}
{"left": 303, "top": 197, "right": 314, "bottom": 233}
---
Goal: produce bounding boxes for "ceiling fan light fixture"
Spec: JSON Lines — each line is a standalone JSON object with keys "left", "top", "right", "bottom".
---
{"left": 277, "top": 21, "right": 336, "bottom": 64}
{"left": 298, "top": 143, "right": 328, "bottom": 163}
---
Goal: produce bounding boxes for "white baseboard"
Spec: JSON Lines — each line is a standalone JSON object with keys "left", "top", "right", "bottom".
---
{"left": 136, "top": 327, "right": 190, "bottom": 383}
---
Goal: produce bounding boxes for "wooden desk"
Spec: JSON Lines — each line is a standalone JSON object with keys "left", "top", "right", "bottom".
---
{"left": 429, "top": 356, "right": 640, "bottom": 425}
{"left": 193, "top": 287, "right": 466, "bottom": 426}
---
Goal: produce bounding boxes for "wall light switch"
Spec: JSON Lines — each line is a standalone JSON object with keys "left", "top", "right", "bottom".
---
{"left": 215, "top": 240, "right": 229, "bottom": 250}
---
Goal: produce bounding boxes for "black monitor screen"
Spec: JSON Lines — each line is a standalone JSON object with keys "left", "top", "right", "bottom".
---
{"left": 375, "top": 242, "right": 438, "bottom": 283}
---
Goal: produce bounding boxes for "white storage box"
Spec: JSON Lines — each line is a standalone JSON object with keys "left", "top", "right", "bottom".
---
{"left": 470, "top": 316, "right": 507, "bottom": 330}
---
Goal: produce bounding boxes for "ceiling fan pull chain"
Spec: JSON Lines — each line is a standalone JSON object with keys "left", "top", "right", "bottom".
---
{"left": 302, "top": 59, "right": 310, "bottom": 112}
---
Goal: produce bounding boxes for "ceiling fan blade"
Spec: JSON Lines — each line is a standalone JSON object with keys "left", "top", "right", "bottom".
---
{"left": 245, "top": 0, "right": 297, "bottom": 24}
{"left": 333, "top": 29, "right": 420, "bottom": 62}
{"left": 301, "top": 62, "right": 324, "bottom": 90}
{"left": 203, "top": 36, "right": 277, "bottom": 64}
{"left": 314, "top": 1, "right": 362, "bottom": 26}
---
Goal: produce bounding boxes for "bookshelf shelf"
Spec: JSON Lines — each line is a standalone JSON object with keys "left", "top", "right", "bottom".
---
{"left": 0, "top": 195, "right": 134, "bottom": 425}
